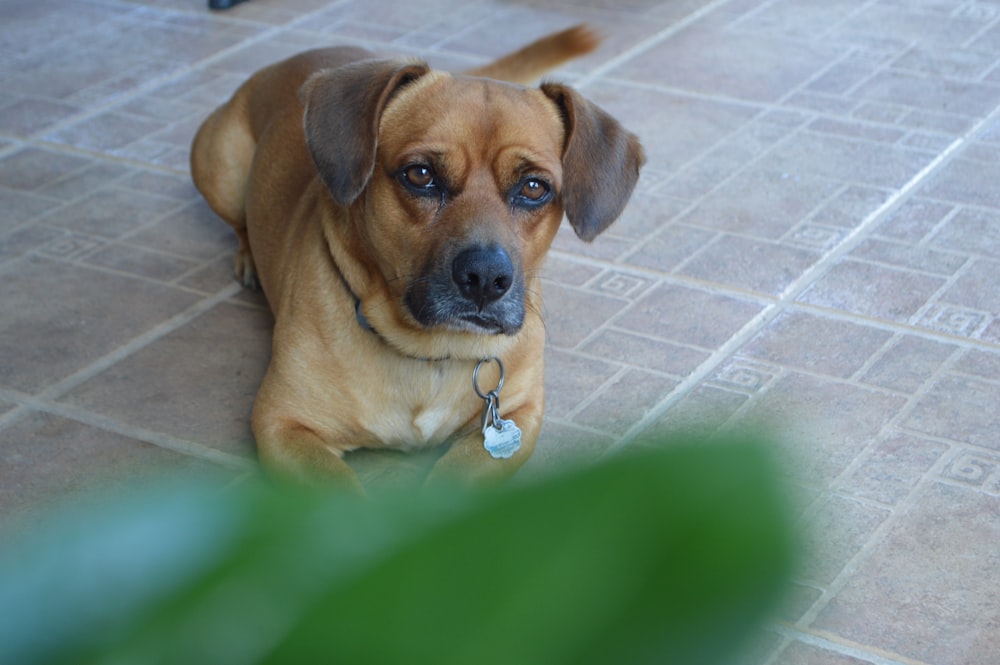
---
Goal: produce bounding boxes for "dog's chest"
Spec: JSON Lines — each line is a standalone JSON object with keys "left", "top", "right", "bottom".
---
{"left": 364, "top": 364, "right": 476, "bottom": 450}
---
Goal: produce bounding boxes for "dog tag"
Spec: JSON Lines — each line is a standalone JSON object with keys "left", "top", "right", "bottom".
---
{"left": 483, "top": 417, "right": 522, "bottom": 459}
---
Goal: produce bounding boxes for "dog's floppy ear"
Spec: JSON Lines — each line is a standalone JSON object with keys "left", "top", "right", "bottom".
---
{"left": 301, "top": 59, "right": 431, "bottom": 205}
{"left": 540, "top": 83, "right": 645, "bottom": 241}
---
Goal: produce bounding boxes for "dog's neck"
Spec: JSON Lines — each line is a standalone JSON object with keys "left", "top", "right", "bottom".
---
{"left": 344, "top": 280, "right": 455, "bottom": 363}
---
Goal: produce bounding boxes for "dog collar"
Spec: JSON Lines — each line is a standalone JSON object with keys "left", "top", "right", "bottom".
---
{"left": 354, "top": 297, "right": 376, "bottom": 333}
{"left": 351, "top": 294, "right": 455, "bottom": 362}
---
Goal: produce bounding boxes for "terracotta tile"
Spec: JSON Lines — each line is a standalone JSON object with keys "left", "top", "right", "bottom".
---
{"left": 800, "top": 495, "right": 891, "bottom": 585}
{"left": 0, "top": 411, "right": 235, "bottom": 529}
{"left": 953, "top": 348, "right": 1000, "bottom": 380}
{"left": 809, "top": 186, "right": 892, "bottom": 230}
{"left": 59, "top": 302, "right": 272, "bottom": 458}
{"left": 572, "top": 369, "right": 678, "bottom": 435}
{"left": 921, "top": 157, "right": 1000, "bottom": 207}
{"left": 0, "top": 256, "right": 201, "bottom": 393}
{"left": 852, "top": 70, "right": 1000, "bottom": 120}
{"left": 678, "top": 235, "right": 820, "bottom": 295}
{"left": 0, "top": 148, "right": 90, "bottom": 191}
{"left": 834, "top": 3, "right": 983, "bottom": 51}
{"left": 648, "top": 385, "right": 748, "bottom": 439}
{"left": 736, "top": 373, "right": 906, "bottom": 488}
{"left": 35, "top": 162, "right": 132, "bottom": 201}
{"left": 39, "top": 186, "right": 187, "bottom": 239}
{"left": 0, "top": 224, "right": 64, "bottom": 264}
{"left": 81, "top": 242, "right": 201, "bottom": 282}
{"left": 520, "top": 420, "right": 617, "bottom": 480}
{"left": 539, "top": 256, "right": 603, "bottom": 289}
{"left": 580, "top": 82, "right": 757, "bottom": 172}
{"left": 614, "top": 25, "right": 837, "bottom": 102}
{"left": 580, "top": 328, "right": 710, "bottom": 378}
{"left": 0, "top": 97, "right": 81, "bottom": 136}
{"left": 736, "top": 0, "right": 877, "bottom": 42}
{"left": 758, "top": 132, "right": 936, "bottom": 189}
{"left": 615, "top": 283, "right": 765, "bottom": 349}
{"left": 839, "top": 433, "right": 948, "bottom": 506}
{"left": 0, "top": 189, "right": 62, "bottom": 228}
{"left": 813, "top": 482, "right": 1000, "bottom": 665}
{"left": 540, "top": 283, "right": 629, "bottom": 349}
{"left": 937, "top": 258, "right": 1000, "bottom": 314}
{"left": 928, "top": 206, "right": 1000, "bottom": 259}
{"left": 773, "top": 641, "right": 879, "bottom": 665}
{"left": 127, "top": 199, "right": 238, "bottom": 261}
{"left": 609, "top": 190, "right": 689, "bottom": 240}
{"left": 658, "top": 121, "right": 794, "bottom": 201}
{"left": 542, "top": 348, "right": 620, "bottom": 419}
{"left": 677, "top": 169, "right": 843, "bottom": 240}
{"left": 623, "top": 223, "right": 718, "bottom": 274}
{"left": 849, "top": 238, "right": 966, "bottom": 276}
{"left": 740, "top": 311, "right": 893, "bottom": 379}
{"left": 44, "top": 111, "right": 166, "bottom": 155}
{"left": 904, "top": 373, "right": 1000, "bottom": 451}
{"left": 860, "top": 335, "right": 956, "bottom": 394}
{"left": 798, "top": 260, "right": 946, "bottom": 323}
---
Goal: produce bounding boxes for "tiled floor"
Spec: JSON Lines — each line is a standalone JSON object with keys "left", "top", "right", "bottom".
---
{"left": 1, "top": 0, "right": 999, "bottom": 662}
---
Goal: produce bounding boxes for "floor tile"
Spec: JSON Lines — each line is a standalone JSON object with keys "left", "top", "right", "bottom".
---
{"left": 0, "top": 410, "right": 235, "bottom": 530}
{"left": 797, "top": 260, "right": 946, "bottom": 323}
{"left": 59, "top": 302, "right": 273, "bottom": 458}
{"left": 614, "top": 25, "right": 837, "bottom": 103}
{"left": 0, "top": 256, "right": 201, "bottom": 393}
{"left": 800, "top": 494, "right": 891, "bottom": 586}
{"left": 2, "top": 2, "right": 999, "bottom": 660}
{"left": 858, "top": 335, "right": 956, "bottom": 394}
{"left": 736, "top": 372, "right": 906, "bottom": 489}
{"left": 739, "top": 310, "right": 893, "bottom": 379}
{"left": 903, "top": 373, "right": 1000, "bottom": 451}
{"left": 581, "top": 82, "right": 758, "bottom": 172}
{"left": 615, "top": 282, "right": 765, "bottom": 349}
{"left": 540, "top": 282, "right": 630, "bottom": 349}
{"left": 756, "top": 132, "right": 936, "bottom": 189}
{"left": 921, "top": 156, "right": 1000, "bottom": 208}
{"left": 813, "top": 482, "right": 1000, "bottom": 665}
{"left": 771, "top": 640, "right": 879, "bottom": 665}
{"left": 678, "top": 235, "right": 820, "bottom": 295}
{"left": 838, "top": 433, "right": 949, "bottom": 506}
{"left": 676, "top": 169, "right": 842, "bottom": 240}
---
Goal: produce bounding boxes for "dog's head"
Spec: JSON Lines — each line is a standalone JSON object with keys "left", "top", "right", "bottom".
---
{"left": 301, "top": 60, "right": 644, "bottom": 358}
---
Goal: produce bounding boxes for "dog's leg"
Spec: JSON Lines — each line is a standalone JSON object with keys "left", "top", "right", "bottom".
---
{"left": 425, "top": 402, "right": 543, "bottom": 487}
{"left": 190, "top": 98, "right": 259, "bottom": 289}
{"left": 255, "top": 422, "right": 365, "bottom": 493}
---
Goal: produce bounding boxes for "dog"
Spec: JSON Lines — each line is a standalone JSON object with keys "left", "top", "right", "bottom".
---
{"left": 190, "top": 25, "right": 644, "bottom": 490}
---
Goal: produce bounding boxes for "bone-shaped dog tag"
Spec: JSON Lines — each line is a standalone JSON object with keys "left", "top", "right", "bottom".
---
{"left": 483, "top": 417, "right": 522, "bottom": 459}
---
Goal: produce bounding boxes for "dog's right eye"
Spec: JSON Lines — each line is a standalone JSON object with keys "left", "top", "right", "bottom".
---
{"left": 400, "top": 164, "right": 438, "bottom": 193}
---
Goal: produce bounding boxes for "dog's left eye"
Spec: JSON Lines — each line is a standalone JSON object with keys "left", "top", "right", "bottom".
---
{"left": 513, "top": 178, "right": 551, "bottom": 207}
{"left": 400, "top": 164, "right": 438, "bottom": 193}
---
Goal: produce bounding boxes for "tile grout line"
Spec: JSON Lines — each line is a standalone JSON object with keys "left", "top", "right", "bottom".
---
{"left": 603, "top": 96, "right": 1000, "bottom": 454}
{"left": 40, "top": 281, "right": 244, "bottom": 401}
{"left": 571, "top": 0, "right": 737, "bottom": 91}
{"left": 1, "top": 388, "right": 256, "bottom": 473}
{"left": 546, "top": 249, "right": 1000, "bottom": 354}
{"left": 771, "top": 622, "right": 933, "bottom": 665}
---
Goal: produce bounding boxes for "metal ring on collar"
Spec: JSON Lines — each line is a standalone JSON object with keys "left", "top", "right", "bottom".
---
{"left": 473, "top": 357, "right": 505, "bottom": 399}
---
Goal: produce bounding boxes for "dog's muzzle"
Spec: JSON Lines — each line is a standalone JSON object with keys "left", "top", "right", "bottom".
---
{"left": 405, "top": 244, "right": 525, "bottom": 335}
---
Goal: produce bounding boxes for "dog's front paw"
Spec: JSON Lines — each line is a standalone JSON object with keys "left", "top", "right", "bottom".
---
{"left": 234, "top": 248, "right": 260, "bottom": 290}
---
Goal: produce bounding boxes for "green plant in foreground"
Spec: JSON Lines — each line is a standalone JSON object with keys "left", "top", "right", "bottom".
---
{"left": 0, "top": 435, "right": 796, "bottom": 665}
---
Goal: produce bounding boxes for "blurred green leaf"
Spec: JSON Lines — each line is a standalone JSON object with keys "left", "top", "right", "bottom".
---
{"left": 0, "top": 435, "right": 796, "bottom": 665}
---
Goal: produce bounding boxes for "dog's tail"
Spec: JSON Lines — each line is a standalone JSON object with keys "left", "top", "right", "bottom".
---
{"left": 464, "top": 25, "right": 600, "bottom": 85}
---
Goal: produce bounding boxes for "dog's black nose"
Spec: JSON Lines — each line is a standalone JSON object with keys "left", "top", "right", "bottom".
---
{"left": 452, "top": 246, "right": 514, "bottom": 309}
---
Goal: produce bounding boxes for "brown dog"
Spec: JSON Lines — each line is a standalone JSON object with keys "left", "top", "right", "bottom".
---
{"left": 190, "top": 26, "right": 644, "bottom": 489}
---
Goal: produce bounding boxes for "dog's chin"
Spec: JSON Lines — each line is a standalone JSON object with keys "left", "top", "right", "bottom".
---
{"left": 446, "top": 314, "right": 521, "bottom": 336}
{"left": 405, "top": 293, "right": 525, "bottom": 337}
